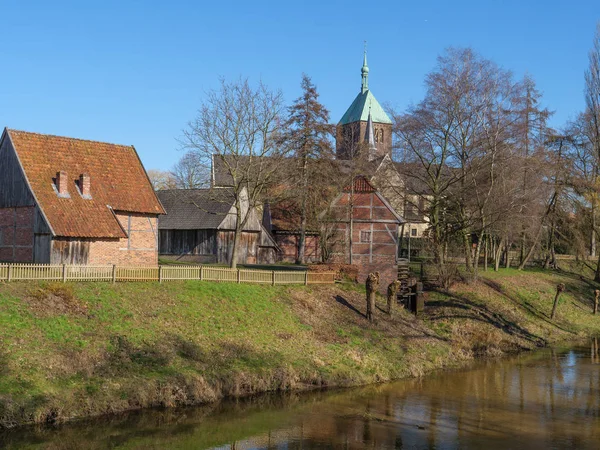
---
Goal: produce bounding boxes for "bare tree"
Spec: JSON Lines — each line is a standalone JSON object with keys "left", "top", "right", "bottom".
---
{"left": 180, "top": 78, "right": 288, "bottom": 269}
{"left": 585, "top": 23, "right": 600, "bottom": 280}
{"left": 147, "top": 169, "right": 177, "bottom": 190}
{"left": 393, "top": 48, "right": 552, "bottom": 276}
{"left": 172, "top": 151, "right": 209, "bottom": 189}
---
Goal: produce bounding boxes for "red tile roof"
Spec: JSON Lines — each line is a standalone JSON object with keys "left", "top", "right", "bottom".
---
{"left": 7, "top": 129, "right": 165, "bottom": 238}
{"left": 346, "top": 175, "right": 376, "bottom": 193}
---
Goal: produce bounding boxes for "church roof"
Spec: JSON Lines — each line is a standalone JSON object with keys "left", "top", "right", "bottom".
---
{"left": 338, "top": 90, "right": 392, "bottom": 125}
{"left": 338, "top": 49, "right": 392, "bottom": 126}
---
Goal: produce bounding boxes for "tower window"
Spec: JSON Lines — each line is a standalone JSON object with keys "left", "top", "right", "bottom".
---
{"left": 360, "top": 230, "right": 372, "bottom": 243}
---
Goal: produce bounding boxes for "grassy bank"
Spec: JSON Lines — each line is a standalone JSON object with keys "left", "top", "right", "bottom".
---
{"left": 1, "top": 265, "right": 599, "bottom": 428}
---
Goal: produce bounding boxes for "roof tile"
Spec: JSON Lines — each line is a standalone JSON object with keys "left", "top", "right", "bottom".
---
{"left": 7, "top": 129, "right": 165, "bottom": 238}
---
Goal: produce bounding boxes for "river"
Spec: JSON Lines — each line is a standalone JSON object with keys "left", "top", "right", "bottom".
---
{"left": 1, "top": 340, "right": 599, "bottom": 449}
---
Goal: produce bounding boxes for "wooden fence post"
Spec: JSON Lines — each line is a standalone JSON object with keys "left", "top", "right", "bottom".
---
{"left": 200, "top": 266, "right": 204, "bottom": 281}
{"left": 272, "top": 271, "right": 276, "bottom": 286}
{"left": 7, "top": 264, "right": 12, "bottom": 282}
{"left": 62, "top": 264, "right": 67, "bottom": 283}
{"left": 158, "top": 266, "right": 163, "bottom": 284}
{"left": 112, "top": 265, "right": 116, "bottom": 284}
{"left": 304, "top": 271, "right": 308, "bottom": 286}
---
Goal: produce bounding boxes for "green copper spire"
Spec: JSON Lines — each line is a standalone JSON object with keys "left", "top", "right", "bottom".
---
{"left": 361, "top": 42, "right": 369, "bottom": 94}
{"left": 365, "top": 106, "right": 377, "bottom": 159}
{"left": 338, "top": 45, "right": 392, "bottom": 126}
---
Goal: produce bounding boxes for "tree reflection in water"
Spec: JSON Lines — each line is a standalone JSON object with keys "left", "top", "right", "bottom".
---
{"left": 1, "top": 342, "right": 600, "bottom": 449}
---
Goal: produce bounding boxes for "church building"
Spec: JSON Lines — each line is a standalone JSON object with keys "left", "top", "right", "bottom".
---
{"left": 336, "top": 51, "right": 393, "bottom": 160}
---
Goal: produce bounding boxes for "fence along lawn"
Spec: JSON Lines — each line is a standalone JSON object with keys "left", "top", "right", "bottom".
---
{"left": 0, "top": 263, "right": 336, "bottom": 285}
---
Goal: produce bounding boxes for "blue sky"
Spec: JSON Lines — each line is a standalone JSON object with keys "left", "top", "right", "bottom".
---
{"left": 1, "top": 0, "right": 599, "bottom": 171}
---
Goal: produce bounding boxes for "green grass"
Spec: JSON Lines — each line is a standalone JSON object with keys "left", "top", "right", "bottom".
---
{"left": 1, "top": 264, "right": 600, "bottom": 428}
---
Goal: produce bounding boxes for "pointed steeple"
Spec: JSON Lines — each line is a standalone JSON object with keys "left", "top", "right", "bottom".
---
{"left": 361, "top": 42, "right": 369, "bottom": 94}
{"left": 365, "top": 106, "right": 377, "bottom": 159}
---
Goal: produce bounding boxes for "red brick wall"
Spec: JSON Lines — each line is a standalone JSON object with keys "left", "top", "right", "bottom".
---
{"left": 0, "top": 207, "right": 34, "bottom": 262}
{"left": 87, "top": 213, "right": 158, "bottom": 265}
{"left": 275, "top": 234, "right": 320, "bottom": 263}
{"left": 336, "top": 121, "right": 392, "bottom": 160}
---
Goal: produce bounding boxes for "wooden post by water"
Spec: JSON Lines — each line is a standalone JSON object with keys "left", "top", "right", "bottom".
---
{"left": 551, "top": 283, "right": 565, "bottom": 320}
{"left": 594, "top": 290, "right": 599, "bottom": 315}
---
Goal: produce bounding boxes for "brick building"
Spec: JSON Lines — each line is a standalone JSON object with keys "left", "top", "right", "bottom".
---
{"left": 0, "top": 128, "right": 164, "bottom": 265}
{"left": 327, "top": 176, "right": 403, "bottom": 291}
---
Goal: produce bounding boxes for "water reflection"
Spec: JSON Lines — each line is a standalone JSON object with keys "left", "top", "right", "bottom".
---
{"left": 2, "top": 340, "right": 600, "bottom": 449}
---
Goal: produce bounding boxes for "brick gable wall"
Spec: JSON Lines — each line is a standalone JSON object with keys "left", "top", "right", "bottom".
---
{"left": 0, "top": 206, "right": 34, "bottom": 262}
{"left": 87, "top": 213, "right": 158, "bottom": 265}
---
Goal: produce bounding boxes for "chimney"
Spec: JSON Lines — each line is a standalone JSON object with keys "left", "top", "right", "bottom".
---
{"left": 79, "top": 173, "right": 91, "bottom": 198}
{"left": 56, "top": 171, "right": 69, "bottom": 197}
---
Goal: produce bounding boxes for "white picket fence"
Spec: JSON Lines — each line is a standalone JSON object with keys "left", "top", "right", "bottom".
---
{"left": 0, "top": 263, "right": 336, "bottom": 285}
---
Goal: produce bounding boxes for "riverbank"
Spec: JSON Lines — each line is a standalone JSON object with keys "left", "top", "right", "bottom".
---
{"left": 1, "top": 265, "right": 599, "bottom": 428}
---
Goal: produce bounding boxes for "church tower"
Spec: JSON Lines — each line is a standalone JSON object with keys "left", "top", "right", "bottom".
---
{"left": 336, "top": 49, "right": 392, "bottom": 160}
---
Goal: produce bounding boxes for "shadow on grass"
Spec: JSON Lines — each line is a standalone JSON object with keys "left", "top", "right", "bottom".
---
{"left": 0, "top": 349, "right": 9, "bottom": 377}
{"left": 482, "top": 279, "right": 588, "bottom": 334}
{"left": 478, "top": 279, "right": 576, "bottom": 337}
{"left": 428, "top": 287, "right": 548, "bottom": 347}
{"left": 92, "top": 334, "right": 287, "bottom": 380}
{"left": 334, "top": 295, "right": 365, "bottom": 318}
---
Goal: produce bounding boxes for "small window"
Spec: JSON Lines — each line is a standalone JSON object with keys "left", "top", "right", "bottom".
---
{"left": 360, "top": 230, "right": 372, "bottom": 243}
{"left": 411, "top": 228, "right": 417, "bottom": 237}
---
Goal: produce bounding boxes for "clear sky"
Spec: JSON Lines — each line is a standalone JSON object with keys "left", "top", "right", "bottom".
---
{"left": 1, "top": 0, "right": 599, "bottom": 171}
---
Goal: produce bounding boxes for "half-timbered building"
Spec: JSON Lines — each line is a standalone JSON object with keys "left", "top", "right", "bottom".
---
{"left": 326, "top": 176, "right": 403, "bottom": 290}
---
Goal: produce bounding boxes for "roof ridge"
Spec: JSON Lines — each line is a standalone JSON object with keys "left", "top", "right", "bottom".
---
{"left": 7, "top": 128, "right": 133, "bottom": 149}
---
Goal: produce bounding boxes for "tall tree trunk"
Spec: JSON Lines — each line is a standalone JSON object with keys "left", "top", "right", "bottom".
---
{"left": 518, "top": 222, "right": 544, "bottom": 270}
{"left": 297, "top": 158, "right": 308, "bottom": 264}
{"left": 463, "top": 231, "right": 473, "bottom": 271}
{"left": 494, "top": 237, "right": 503, "bottom": 272}
{"left": 230, "top": 225, "right": 242, "bottom": 269}
{"left": 484, "top": 235, "right": 488, "bottom": 271}
{"left": 505, "top": 241, "right": 511, "bottom": 268}
{"left": 592, "top": 202, "right": 597, "bottom": 258}
{"left": 594, "top": 251, "right": 600, "bottom": 283}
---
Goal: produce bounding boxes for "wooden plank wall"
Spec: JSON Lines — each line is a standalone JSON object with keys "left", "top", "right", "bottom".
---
{"left": 51, "top": 239, "right": 91, "bottom": 265}
{"left": 159, "top": 229, "right": 217, "bottom": 256}
{"left": 217, "top": 230, "right": 259, "bottom": 264}
{"left": 0, "top": 133, "right": 35, "bottom": 208}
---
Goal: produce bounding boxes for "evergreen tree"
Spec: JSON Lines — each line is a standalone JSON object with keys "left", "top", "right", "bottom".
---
{"left": 284, "top": 74, "right": 334, "bottom": 264}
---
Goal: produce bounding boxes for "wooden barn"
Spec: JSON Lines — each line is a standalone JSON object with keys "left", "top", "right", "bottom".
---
{"left": 157, "top": 188, "right": 279, "bottom": 265}
{"left": 326, "top": 176, "right": 404, "bottom": 290}
{"left": 0, "top": 128, "right": 164, "bottom": 265}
